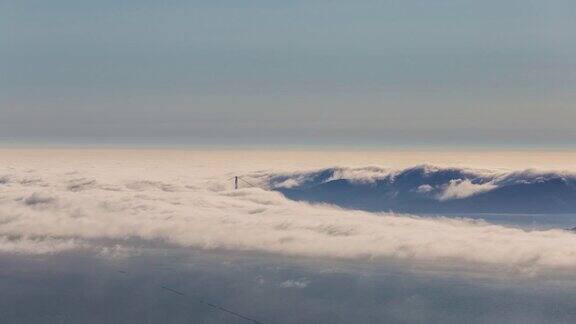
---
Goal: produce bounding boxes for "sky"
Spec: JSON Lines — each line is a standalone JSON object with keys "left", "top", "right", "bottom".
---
{"left": 2, "top": 0, "right": 575, "bottom": 148}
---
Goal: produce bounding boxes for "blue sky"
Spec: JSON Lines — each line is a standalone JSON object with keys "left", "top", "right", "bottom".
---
{"left": 2, "top": 0, "right": 575, "bottom": 147}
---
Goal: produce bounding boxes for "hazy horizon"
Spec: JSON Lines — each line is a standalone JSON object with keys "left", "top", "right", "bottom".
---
{"left": 4, "top": 136, "right": 576, "bottom": 151}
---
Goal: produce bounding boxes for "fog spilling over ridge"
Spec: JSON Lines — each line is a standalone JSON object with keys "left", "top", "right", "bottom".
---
{"left": 267, "top": 165, "right": 576, "bottom": 214}
{"left": 2, "top": 150, "right": 576, "bottom": 270}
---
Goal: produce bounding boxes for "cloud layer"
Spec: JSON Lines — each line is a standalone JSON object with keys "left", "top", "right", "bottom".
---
{"left": 1, "top": 151, "right": 576, "bottom": 270}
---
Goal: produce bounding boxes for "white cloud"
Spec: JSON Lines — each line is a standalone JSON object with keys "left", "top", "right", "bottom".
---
{"left": 416, "top": 184, "right": 434, "bottom": 193}
{"left": 437, "top": 179, "right": 497, "bottom": 201}
{"left": 1, "top": 150, "right": 576, "bottom": 270}
{"left": 0, "top": 236, "right": 81, "bottom": 254}
{"left": 327, "top": 167, "right": 392, "bottom": 183}
{"left": 274, "top": 178, "right": 300, "bottom": 189}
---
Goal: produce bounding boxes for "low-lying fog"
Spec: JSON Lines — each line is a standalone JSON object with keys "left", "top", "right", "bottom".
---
{"left": 2, "top": 149, "right": 576, "bottom": 323}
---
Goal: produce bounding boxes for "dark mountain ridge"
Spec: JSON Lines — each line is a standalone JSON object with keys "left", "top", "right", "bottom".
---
{"left": 268, "top": 166, "right": 576, "bottom": 214}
